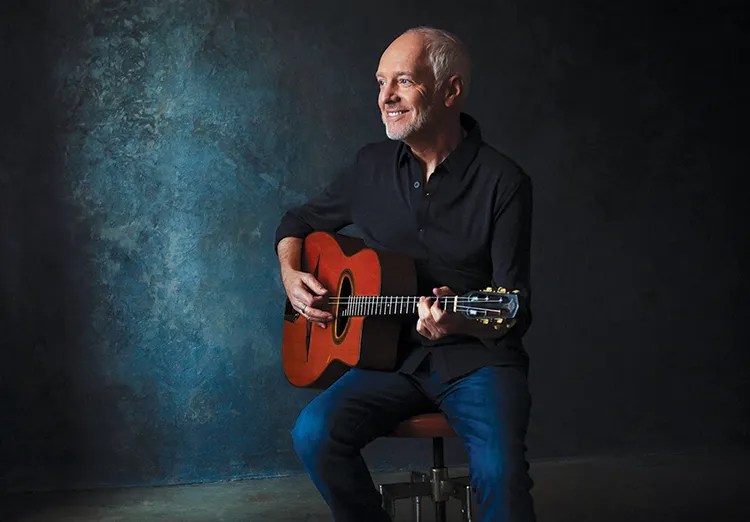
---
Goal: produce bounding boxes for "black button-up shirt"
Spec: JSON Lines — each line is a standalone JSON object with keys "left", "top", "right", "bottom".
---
{"left": 275, "top": 114, "right": 532, "bottom": 382}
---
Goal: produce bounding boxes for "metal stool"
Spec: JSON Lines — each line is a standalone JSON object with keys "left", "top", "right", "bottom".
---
{"left": 378, "top": 413, "right": 473, "bottom": 522}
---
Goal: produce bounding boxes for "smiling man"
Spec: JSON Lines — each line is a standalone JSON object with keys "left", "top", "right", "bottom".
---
{"left": 275, "top": 27, "right": 535, "bottom": 521}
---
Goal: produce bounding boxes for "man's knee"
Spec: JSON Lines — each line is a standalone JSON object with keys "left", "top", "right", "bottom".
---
{"left": 291, "top": 403, "right": 330, "bottom": 462}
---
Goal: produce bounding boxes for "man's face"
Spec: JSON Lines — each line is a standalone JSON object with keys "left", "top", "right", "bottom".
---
{"left": 376, "top": 33, "right": 439, "bottom": 141}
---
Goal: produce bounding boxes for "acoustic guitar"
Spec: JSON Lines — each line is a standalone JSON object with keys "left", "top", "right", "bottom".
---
{"left": 281, "top": 231, "right": 520, "bottom": 389}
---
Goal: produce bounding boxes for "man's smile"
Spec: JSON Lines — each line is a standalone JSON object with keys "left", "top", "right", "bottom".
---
{"left": 384, "top": 109, "right": 410, "bottom": 119}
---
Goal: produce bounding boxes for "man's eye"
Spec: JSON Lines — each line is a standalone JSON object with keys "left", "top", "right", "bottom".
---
{"left": 398, "top": 78, "right": 411, "bottom": 85}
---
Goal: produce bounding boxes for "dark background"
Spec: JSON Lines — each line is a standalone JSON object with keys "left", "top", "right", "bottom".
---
{"left": 1, "top": 0, "right": 747, "bottom": 491}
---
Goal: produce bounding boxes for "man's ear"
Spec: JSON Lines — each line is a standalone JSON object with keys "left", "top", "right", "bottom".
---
{"left": 443, "top": 74, "right": 464, "bottom": 108}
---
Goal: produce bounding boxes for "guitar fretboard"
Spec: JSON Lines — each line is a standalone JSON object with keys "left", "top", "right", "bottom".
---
{"left": 330, "top": 296, "right": 458, "bottom": 317}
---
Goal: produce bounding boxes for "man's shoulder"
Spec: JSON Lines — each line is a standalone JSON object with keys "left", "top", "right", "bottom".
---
{"left": 474, "top": 141, "right": 529, "bottom": 186}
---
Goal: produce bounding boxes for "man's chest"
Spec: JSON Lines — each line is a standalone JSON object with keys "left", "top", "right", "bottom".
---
{"left": 349, "top": 167, "right": 496, "bottom": 271}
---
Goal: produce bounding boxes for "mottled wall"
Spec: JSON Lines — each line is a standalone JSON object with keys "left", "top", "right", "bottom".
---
{"left": 1, "top": 0, "right": 748, "bottom": 491}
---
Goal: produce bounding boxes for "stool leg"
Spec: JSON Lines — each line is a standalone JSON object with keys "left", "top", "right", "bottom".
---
{"left": 432, "top": 437, "right": 447, "bottom": 522}
{"left": 379, "top": 484, "right": 396, "bottom": 520}
{"left": 435, "top": 500, "right": 447, "bottom": 522}
{"left": 460, "top": 484, "right": 473, "bottom": 522}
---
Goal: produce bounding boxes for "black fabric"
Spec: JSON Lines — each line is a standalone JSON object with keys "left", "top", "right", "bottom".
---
{"left": 275, "top": 113, "right": 532, "bottom": 382}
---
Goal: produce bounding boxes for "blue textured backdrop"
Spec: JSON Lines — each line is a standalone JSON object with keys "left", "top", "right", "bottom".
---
{"left": 1, "top": 0, "right": 748, "bottom": 491}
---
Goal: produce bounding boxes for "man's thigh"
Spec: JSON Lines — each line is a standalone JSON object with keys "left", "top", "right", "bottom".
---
{"left": 296, "top": 368, "right": 435, "bottom": 448}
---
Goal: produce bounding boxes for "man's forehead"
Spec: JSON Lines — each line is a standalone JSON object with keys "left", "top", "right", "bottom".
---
{"left": 376, "top": 37, "right": 430, "bottom": 75}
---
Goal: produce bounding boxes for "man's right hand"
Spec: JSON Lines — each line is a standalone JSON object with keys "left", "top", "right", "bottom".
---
{"left": 281, "top": 268, "right": 333, "bottom": 327}
{"left": 277, "top": 236, "right": 333, "bottom": 327}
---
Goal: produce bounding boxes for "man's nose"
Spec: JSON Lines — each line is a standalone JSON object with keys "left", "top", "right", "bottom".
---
{"left": 380, "top": 82, "right": 399, "bottom": 103}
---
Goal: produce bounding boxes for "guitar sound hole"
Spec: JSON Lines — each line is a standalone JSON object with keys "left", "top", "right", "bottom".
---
{"left": 335, "top": 274, "right": 353, "bottom": 339}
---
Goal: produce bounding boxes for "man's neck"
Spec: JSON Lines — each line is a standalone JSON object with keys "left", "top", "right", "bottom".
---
{"left": 405, "top": 117, "right": 464, "bottom": 182}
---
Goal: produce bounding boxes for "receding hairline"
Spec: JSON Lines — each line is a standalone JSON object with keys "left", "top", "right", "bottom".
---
{"left": 398, "top": 26, "right": 472, "bottom": 92}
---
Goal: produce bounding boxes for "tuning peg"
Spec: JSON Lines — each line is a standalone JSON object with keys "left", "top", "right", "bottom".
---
{"left": 496, "top": 287, "right": 507, "bottom": 293}
{"left": 495, "top": 318, "right": 504, "bottom": 324}
{"left": 483, "top": 286, "right": 493, "bottom": 292}
{"left": 492, "top": 318, "right": 517, "bottom": 331}
{"left": 511, "top": 289, "right": 520, "bottom": 294}
{"left": 479, "top": 318, "right": 490, "bottom": 325}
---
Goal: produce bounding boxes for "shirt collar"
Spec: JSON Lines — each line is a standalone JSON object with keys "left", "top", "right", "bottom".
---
{"left": 397, "top": 113, "right": 482, "bottom": 175}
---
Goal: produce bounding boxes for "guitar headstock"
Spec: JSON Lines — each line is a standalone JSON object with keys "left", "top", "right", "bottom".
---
{"left": 459, "top": 287, "right": 521, "bottom": 331}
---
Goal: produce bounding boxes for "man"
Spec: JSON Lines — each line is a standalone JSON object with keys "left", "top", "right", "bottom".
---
{"left": 275, "top": 27, "right": 535, "bottom": 522}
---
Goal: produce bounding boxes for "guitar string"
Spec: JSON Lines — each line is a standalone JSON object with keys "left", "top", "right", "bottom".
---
{"left": 327, "top": 297, "right": 512, "bottom": 302}
{"left": 334, "top": 304, "right": 514, "bottom": 314}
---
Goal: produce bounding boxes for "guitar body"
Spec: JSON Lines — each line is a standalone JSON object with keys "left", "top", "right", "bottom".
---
{"left": 282, "top": 232, "right": 417, "bottom": 389}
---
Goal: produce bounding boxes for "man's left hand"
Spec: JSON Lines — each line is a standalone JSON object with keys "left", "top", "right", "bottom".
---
{"left": 416, "top": 286, "right": 471, "bottom": 341}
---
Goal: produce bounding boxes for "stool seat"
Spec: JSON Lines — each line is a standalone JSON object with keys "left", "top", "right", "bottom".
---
{"left": 389, "top": 413, "right": 456, "bottom": 439}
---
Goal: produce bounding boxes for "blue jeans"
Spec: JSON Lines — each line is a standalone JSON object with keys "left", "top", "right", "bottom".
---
{"left": 291, "top": 361, "right": 536, "bottom": 522}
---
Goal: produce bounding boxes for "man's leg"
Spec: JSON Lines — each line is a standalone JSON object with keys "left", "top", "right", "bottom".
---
{"left": 291, "top": 368, "right": 434, "bottom": 522}
{"left": 437, "top": 366, "right": 536, "bottom": 522}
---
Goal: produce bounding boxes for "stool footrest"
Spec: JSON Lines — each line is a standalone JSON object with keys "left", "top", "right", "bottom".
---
{"left": 379, "top": 469, "right": 473, "bottom": 522}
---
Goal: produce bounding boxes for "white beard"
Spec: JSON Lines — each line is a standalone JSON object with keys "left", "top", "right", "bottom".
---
{"left": 383, "top": 104, "right": 433, "bottom": 141}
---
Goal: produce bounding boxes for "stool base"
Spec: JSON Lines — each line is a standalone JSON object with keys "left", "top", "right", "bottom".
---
{"left": 379, "top": 469, "right": 473, "bottom": 522}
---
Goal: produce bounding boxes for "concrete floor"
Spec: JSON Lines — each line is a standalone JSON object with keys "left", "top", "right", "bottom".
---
{"left": 2, "top": 449, "right": 749, "bottom": 522}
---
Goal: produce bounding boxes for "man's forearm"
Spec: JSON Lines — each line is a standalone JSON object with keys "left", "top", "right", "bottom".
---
{"left": 277, "top": 236, "right": 303, "bottom": 274}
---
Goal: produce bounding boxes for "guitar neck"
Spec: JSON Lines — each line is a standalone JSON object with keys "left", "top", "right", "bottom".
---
{"left": 335, "top": 296, "right": 457, "bottom": 317}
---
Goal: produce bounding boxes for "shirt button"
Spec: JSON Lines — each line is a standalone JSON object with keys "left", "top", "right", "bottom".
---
{"left": 425, "top": 192, "right": 430, "bottom": 197}
{"left": 413, "top": 181, "right": 420, "bottom": 189}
